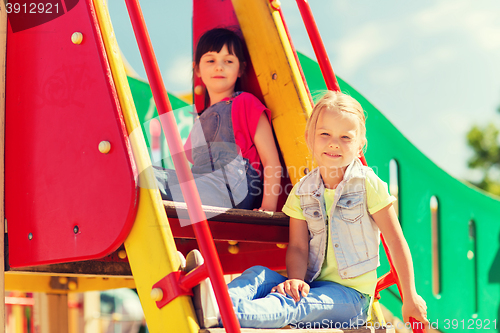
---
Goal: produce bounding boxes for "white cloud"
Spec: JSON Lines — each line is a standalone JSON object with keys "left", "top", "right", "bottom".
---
{"left": 164, "top": 56, "right": 192, "bottom": 93}
{"left": 412, "top": 1, "right": 500, "bottom": 51}
{"left": 333, "top": 22, "right": 397, "bottom": 75}
{"left": 412, "top": 2, "right": 468, "bottom": 33}
{"left": 413, "top": 46, "right": 455, "bottom": 72}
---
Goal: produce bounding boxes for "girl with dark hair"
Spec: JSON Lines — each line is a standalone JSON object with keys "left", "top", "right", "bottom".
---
{"left": 154, "top": 28, "right": 281, "bottom": 211}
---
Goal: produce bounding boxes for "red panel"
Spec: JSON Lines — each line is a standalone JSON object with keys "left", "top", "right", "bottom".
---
{"left": 192, "top": 0, "right": 291, "bottom": 211}
{"left": 193, "top": 0, "right": 263, "bottom": 113}
{"left": 175, "top": 240, "right": 287, "bottom": 275}
{"left": 5, "top": 0, "right": 138, "bottom": 267}
{"left": 169, "top": 217, "right": 289, "bottom": 244}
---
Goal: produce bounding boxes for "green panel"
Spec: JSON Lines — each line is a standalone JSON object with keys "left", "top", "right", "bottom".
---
{"left": 127, "top": 76, "right": 193, "bottom": 169}
{"left": 299, "top": 52, "right": 500, "bottom": 331}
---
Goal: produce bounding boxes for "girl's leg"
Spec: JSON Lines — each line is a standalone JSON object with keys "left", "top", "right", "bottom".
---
{"left": 291, "top": 280, "right": 370, "bottom": 329}
{"left": 226, "top": 266, "right": 288, "bottom": 328}
{"left": 229, "top": 276, "right": 370, "bottom": 329}
{"left": 227, "top": 266, "right": 286, "bottom": 300}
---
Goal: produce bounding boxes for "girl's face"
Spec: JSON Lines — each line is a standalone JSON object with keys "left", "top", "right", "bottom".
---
{"left": 312, "top": 109, "right": 364, "bottom": 172}
{"left": 196, "top": 44, "right": 241, "bottom": 104}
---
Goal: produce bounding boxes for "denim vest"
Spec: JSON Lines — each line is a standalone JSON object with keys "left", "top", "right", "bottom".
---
{"left": 295, "top": 158, "right": 380, "bottom": 282}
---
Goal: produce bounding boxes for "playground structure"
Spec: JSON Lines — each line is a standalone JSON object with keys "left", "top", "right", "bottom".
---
{"left": 1, "top": 0, "right": 500, "bottom": 332}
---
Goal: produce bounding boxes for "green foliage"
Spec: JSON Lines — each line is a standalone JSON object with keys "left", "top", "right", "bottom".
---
{"left": 466, "top": 108, "right": 500, "bottom": 196}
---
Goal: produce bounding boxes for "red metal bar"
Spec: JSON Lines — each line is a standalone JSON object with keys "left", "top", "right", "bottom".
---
{"left": 123, "top": 1, "right": 240, "bottom": 331}
{"left": 380, "top": 235, "right": 426, "bottom": 333}
{"left": 294, "top": 0, "right": 340, "bottom": 92}
{"left": 181, "top": 264, "right": 209, "bottom": 290}
{"left": 152, "top": 271, "right": 194, "bottom": 309}
{"left": 294, "top": 0, "right": 367, "bottom": 165}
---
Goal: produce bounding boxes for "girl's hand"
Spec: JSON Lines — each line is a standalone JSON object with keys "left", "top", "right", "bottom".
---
{"left": 402, "top": 294, "right": 429, "bottom": 329}
{"left": 270, "top": 279, "right": 309, "bottom": 302}
{"left": 253, "top": 207, "right": 274, "bottom": 212}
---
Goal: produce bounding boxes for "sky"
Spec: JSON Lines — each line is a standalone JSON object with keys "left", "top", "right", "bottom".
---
{"left": 107, "top": 0, "right": 500, "bottom": 182}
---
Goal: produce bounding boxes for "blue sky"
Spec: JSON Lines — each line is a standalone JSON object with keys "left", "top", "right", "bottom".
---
{"left": 107, "top": 0, "right": 500, "bottom": 182}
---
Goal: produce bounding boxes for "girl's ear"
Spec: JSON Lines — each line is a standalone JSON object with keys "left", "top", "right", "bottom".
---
{"left": 238, "top": 62, "right": 247, "bottom": 77}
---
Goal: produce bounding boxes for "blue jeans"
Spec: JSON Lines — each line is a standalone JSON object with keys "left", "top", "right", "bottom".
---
{"left": 226, "top": 266, "right": 370, "bottom": 329}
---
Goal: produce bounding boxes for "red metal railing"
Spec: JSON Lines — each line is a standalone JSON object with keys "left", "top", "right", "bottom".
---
{"left": 294, "top": 1, "right": 425, "bottom": 332}
{"left": 294, "top": 0, "right": 367, "bottom": 166}
{"left": 123, "top": 0, "right": 240, "bottom": 332}
{"left": 294, "top": 0, "right": 340, "bottom": 92}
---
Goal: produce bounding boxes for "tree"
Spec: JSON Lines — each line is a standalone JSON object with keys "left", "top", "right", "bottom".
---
{"left": 466, "top": 107, "right": 500, "bottom": 196}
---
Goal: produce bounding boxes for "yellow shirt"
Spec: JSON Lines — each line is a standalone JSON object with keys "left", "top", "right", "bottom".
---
{"left": 282, "top": 171, "right": 396, "bottom": 295}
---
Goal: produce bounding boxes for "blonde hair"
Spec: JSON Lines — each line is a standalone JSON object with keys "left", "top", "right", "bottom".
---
{"left": 305, "top": 91, "right": 367, "bottom": 154}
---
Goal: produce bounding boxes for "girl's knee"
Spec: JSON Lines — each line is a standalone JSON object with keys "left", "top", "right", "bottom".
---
{"left": 244, "top": 265, "right": 269, "bottom": 275}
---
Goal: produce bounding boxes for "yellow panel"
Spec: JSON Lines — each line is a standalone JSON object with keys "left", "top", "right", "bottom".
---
{"left": 232, "top": 0, "right": 313, "bottom": 184}
{"left": 5, "top": 273, "right": 135, "bottom": 293}
{"left": 91, "top": 1, "right": 198, "bottom": 332}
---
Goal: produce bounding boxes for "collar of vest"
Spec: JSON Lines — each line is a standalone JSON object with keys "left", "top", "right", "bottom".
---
{"left": 296, "top": 158, "right": 366, "bottom": 196}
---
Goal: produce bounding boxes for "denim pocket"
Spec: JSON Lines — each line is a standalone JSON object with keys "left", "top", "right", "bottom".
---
{"left": 337, "top": 194, "right": 364, "bottom": 222}
{"left": 303, "top": 206, "right": 325, "bottom": 234}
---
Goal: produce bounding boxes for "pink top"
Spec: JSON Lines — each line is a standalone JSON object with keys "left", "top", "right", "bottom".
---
{"left": 184, "top": 92, "right": 271, "bottom": 176}
{"left": 231, "top": 92, "right": 271, "bottom": 175}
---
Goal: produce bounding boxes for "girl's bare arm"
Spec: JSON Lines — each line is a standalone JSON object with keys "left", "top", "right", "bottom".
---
{"left": 254, "top": 113, "right": 281, "bottom": 211}
{"left": 272, "top": 217, "right": 310, "bottom": 302}
{"left": 372, "top": 204, "right": 429, "bottom": 326}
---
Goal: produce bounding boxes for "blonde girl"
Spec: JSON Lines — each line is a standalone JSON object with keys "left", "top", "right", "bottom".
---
{"left": 193, "top": 91, "right": 428, "bottom": 329}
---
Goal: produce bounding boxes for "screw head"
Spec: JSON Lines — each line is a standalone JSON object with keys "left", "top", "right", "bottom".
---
{"left": 194, "top": 85, "right": 204, "bottom": 95}
{"left": 71, "top": 32, "right": 83, "bottom": 45}
{"left": 270, "top": 0, "right": 281, "bottom": 10}
{"left": 73, "top": 226, "right": 79, "bottom": 234}
{"left": 98, "top": 141, "right": 111, "bottom": 154}
{"left": 28, "top": 233, "right": 33, "bottom": 240}
{"left": 151, "top": 288, "right": 163, "bottom": 301}
{"left": 118, "top": 250, "right": 127, "bottom": 259}
{"left": 272, "top": 73, "right": 278, "bottom": 80}
{"left": 68, "top": 281, "right": 77, "bottom": 290}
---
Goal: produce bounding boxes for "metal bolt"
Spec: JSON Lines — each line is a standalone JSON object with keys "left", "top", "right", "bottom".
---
{"left": 68, "top": 281, "right": 77, "bottom": 291}
{"left": 151, "top": 288, "right": 163, "bottom": 301}
{"left": 228, "top": 244, "right": 239, "bottom": 254}
{"left": 270, "top": 0, "right": 281, "bottom": 10}
{"left": 71, "top": 32, "right": 83, "bottom": 45}
{"left": 28, "top": 233, "right": 33, "bottom": 240}
{"left": 98, "top": 141, "right": 111, "bottom": 154}
{"left": 118, "top": 250, "right": 127, "bottom": 259}
{"left": 272, "top": 73, "right": 278, "bottom": 80}
{"left": 194, "top": 85, "right": 204, "bottom": 95}
{"left": 73, "top": 226, "right": 79, "bottom": 234}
